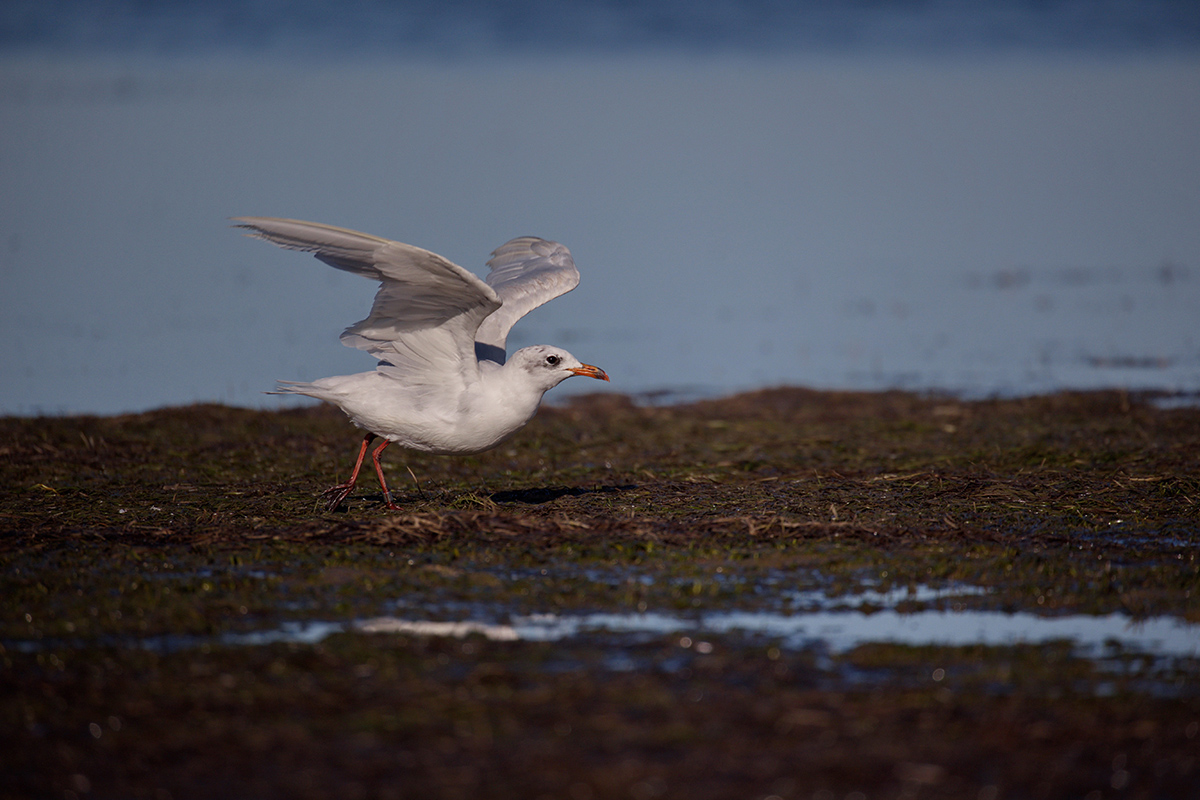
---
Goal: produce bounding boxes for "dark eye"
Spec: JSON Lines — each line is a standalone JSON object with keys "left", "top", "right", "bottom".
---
{"left": 546, "top": 354, "right": 561, "bottom": 366}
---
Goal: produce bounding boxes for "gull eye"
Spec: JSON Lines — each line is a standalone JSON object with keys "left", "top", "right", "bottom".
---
{"left": 545, "top": 354, "right": 561, "bottom": 366}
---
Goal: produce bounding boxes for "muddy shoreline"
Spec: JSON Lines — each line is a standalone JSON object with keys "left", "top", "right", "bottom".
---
{"left": 3, "top": 389, "right": 1198, "bottom": 799}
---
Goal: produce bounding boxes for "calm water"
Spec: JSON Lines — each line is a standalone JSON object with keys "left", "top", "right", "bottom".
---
{"left": 12, "top": 580, "right": 1199, "bottom": 667}
{"left": 2, "top": 2, "right": 1199, "bottom": 414}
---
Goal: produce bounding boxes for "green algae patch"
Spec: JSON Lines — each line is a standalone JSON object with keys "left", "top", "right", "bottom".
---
{"left": 4, "top": 389, "right": 1198, "bottom": 545}
{"left": 2, "top": 389, "right": 1199, "bottom": 799}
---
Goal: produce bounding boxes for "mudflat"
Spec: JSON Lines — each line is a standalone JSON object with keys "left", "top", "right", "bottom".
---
{"left": 2, "top": 389, "right": 1198, "bottom": 800}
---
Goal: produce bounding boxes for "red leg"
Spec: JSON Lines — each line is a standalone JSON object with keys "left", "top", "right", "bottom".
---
{"left": 371, "top": 438, "right": 402, "bottom": 510}
{"left": 320, "top": 433, "right": 375, "bottom": 511}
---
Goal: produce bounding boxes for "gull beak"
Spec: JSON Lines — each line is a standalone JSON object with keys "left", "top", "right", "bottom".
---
{"left": 569, "top": 363, "right": 610, "bottom": 381}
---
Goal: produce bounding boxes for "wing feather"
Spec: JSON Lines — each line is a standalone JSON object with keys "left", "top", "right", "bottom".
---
{"left": 234, "top": 217, "right": 502, "bottom": 396}
{"left": 473, "top": 237, "right": 580, "bottom": 363}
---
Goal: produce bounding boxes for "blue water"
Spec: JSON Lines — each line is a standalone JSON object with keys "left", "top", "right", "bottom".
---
{"left": 2, "top": 2, "right": 1199, "bottom": 414}
{"left": 12, "top": 581, "right": 1200, "bottom": 667}
{"left": 5, "top": 0, "right": 1200, "bottom": 56}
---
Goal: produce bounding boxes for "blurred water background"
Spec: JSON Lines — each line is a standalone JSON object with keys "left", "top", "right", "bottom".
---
{"left": 2, "top": 0, "right": 1199, "bottom": 415}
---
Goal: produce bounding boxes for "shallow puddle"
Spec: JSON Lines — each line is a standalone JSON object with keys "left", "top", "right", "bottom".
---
{"left": 19, "top": 582, "right": 1183, "bottom": 667}
{"left": 10, "top": 574, "right": 1198, "bottom": 662}
{"left": 350, "top": 606, "right": 1200, "bottom": 660}
{"left": 354, "top": 581, "right": 1198, "bottom": 661}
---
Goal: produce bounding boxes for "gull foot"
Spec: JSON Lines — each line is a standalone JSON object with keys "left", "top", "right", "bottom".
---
{"left": 319, "top": 483, "right": 355, "bottom": 512}
{"left": 381, "top": 490, "right": 402, "bottom": 511}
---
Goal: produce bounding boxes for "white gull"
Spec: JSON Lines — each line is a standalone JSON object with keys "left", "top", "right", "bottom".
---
{"left": 234, "top": 217, "right": 609, "bottom": 511}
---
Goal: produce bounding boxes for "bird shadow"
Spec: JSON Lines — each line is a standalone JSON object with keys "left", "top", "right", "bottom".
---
{"left": 489, "top": 484, "right": 635, "bottom": 505}
{"left": 330, "top": 483, "right": 634, "bottom": 511}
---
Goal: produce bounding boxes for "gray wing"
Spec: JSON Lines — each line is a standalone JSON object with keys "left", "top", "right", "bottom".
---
{"left": 234, "top": 217, "right": 501, "bottom": 394}
{"left": 473, "top": 237, "right": 580, "bottom": 364}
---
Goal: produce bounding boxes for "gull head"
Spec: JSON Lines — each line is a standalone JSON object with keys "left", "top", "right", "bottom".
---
{"left": 508, "top": 345, "right": 609, "bottom": 392}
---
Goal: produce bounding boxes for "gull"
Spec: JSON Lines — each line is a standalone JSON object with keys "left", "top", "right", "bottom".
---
{"left": 233, "top": 217, "right": 609, "bottom": 511}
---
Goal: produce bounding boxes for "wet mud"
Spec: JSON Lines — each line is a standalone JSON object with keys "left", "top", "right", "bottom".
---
{"left": 2, "top": 389, "right": 1199, "bottom": 799}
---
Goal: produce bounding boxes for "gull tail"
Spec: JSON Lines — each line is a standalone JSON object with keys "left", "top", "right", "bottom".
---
{"left": 265, "top": 380, "right": 324, "bottom": 398}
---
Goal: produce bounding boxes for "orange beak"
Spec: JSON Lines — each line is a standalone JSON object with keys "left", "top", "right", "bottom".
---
{"left": 569, "top": 363, "right": 610, "bottom": 381}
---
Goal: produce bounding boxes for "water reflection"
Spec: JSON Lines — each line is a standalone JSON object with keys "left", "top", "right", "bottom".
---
{"left": 351, "top": 607, "right": 1200, "bottom": 660}
{"left": 8, "top": 583, "right": 1197, "bottom": 664}
{"left": 219, "top": 583, "right": 1199, "bottom": 662}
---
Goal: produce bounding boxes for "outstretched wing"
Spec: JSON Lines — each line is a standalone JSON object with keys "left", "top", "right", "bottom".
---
{"left": 473, "top": 237, "right": 580, "bottom": 364}
{"left": 234, "top": 217, "right": 501, "bottom": 395}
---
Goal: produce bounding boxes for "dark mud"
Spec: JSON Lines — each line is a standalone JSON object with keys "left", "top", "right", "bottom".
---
{"left": 2, "top": 389, "right": 1199, "bottom": 799}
